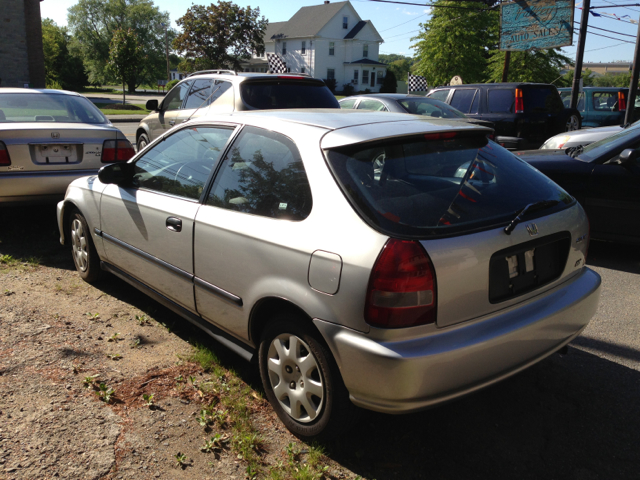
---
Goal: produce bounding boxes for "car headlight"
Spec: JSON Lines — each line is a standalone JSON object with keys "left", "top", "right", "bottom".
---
{"left": 541, "top": 135, "right": 571, "bottom": 150}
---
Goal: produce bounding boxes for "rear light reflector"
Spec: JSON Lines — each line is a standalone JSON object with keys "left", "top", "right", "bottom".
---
{"left": 515, "top": 88, "right": 524, "bottom": 113}
{"left": 0, "top": 141, "right": 10, "bottom": 166}
{"left": 365, "top": 239, "right": 437, "bottom": 328}
{"left": 102, "top": 139, "right": 135, "bottom": 163}
{"left": 619, "top": 91, "right": 626, "bottom": 111}
{"left": 424, "top": 132, "right": 457, "bottom": 141}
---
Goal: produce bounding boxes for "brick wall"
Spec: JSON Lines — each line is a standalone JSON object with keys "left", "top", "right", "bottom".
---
{"left": 0, "top": 0, "right": 45, "bottom": 88}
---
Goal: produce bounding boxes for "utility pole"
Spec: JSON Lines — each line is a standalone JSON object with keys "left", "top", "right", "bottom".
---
{"left": 570, "top": 0, "right": 590, "bottom": 110}
{"left": 624, "top": 15, "right": 640, "bottom": 125}
{"left": 162, "top": 23, "right": 170, "bottom": 82}
{"left": 502, "top": 51, "right": 511, "bottom": 82}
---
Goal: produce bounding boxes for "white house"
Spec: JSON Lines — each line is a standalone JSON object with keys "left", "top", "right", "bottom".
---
{"left": 242, "top": 1, "right": 387, "bottom": 92}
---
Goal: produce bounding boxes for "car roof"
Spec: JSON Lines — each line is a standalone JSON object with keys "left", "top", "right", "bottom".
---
{"left": 431, "top": 83, "right": 555, "bottom": 89}
{"left": 181, "top": 71, "right": 318, "bottom": 82}
{"left": 342, "top": 94, "right": 428, "bottom": 100}
{"left": 557, "top": 86, "right": 628, "bottom": 91}
{"left": 0, "top": 88, "right": 81, "bottom": 96}
{"left": 191, "top": 108, "right": 492, "bottom": 133}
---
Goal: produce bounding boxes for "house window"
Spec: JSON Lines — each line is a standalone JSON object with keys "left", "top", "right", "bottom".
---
{"left": 343, "top": 16, "right": 348, "bottom": 29}
{"left": 353, "top": 70, "right": 359, "bottom": 84}
{"left": 329, "top": 42, "right": 335, "bottom": 56}
{"left": 301, "top": 67, "right": 305, "bottom": 73}
{"left": 301, "top": 41, "right": 306, "bottom": 54}
{"left": 362, "top": 70, "right": 369, "bottom": 84}
{"left": 282, "top": 42, "right": 287, "bottom": 55}
{"left": 327, "top": 69, "right": 335, "bottom": 80}
{"left": 363, "top": 44, "right": 368, "bottom": 58}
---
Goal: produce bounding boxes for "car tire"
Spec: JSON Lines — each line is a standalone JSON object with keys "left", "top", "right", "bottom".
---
{"left": 69, "top": 210, "right": 102, "bottom": 284}
{"left": 258, "top": 313, "right": 359, "bottom": 440}
{"left": 137, "top": 133, "right": 150, "bottom": 152}
{"left": 565, "top": 113, "right": 581, "bottom": 131}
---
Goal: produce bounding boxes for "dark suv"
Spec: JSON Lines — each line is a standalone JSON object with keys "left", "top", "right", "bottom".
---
{"left": 427, "top": 83, "right": 581, "bottom": 150}
{"left": 136, "top": 70, "right": 339, "bottom": 150}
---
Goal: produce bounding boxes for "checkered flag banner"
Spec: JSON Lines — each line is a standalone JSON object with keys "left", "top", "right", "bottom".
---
{"left": 408, "top": 74, "right": 428, "bottom": 92}
{"left": 267, "top": 53, "right": 287, "bottom": 74}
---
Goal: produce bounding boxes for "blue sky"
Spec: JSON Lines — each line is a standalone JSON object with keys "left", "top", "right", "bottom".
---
{"left": 40, "top": 0, "right": 639, "bottom": 64}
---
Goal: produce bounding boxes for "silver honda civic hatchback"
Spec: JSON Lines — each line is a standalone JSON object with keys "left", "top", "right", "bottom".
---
{"left": 56, "top": 110, "right": 601, "bottom": 440}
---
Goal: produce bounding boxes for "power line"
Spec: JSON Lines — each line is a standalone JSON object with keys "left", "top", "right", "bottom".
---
{"left": 365, "top": 0, "right": 494, "bottom": 12}
{"left": 378, "top": 12, "right": 430, "bottom": 32}
{"left": 575, "top": 19, "right": 637, "bottom": 36}
{"left": 597, "top": 0, "right": 640, "bottom": 13}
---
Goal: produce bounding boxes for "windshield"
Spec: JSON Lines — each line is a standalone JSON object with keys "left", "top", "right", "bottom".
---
{"left": 326, "top": 134, "right": 573, "bottom": 237}
{"left": 578, "top": 121, "right": 640, "bottom": 162}
{"left": 240, "top": 81, "right": 340, "bottom": 109}
{"left": 397, "top": 97, "right": 467, "bottom": 119}
{"left": 0, "top": 93, "right": 108, "bottom": 124}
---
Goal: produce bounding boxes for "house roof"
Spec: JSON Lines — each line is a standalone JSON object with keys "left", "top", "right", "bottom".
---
{"left": 264, "top": 1, "right": 351, "bottom": 39}
{"left": 344, "top": 20, "right": 366, "bottom": 39}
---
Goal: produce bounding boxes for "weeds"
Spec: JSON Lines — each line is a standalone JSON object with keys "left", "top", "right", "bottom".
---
{"left": 95, "top": 383, "right": 116, "bottom": 403}
{"left": 142, "top": 393, "right": 154, "bottom": 407}
{"left": 200, "top": 433, "right": 228, "bottom": 453}
{"left": 107, "top": 332, "right": 120, "bottom": 342}
{"left": 174, "top": 452, "right": 188, "bottom": 468}
{"left": 83, "top": 374, "right": 99, "bottom": 388}
{"left": 106, "top": 353, "right": 122, "bottom": 360}
{"left": 136, "top": 314, "right": 151, "bottom": 326}
{"left": 0, "top": 254, "right": 39, "bottom": 271}
{"left": 130, "top": 337, "right": 141, "bottom": 348}
{"left": 85, "top": 312, "right": 101, "bottom": 320}
{"left": 3, "top": 289, "right": 14, "bottom": 296}
{"left": 266, "top": 442, "right": 330, "bottom": 480}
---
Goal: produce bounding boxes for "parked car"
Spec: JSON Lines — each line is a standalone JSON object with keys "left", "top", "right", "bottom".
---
{"left": 136, "top": 70, "right": 340, "bottom": 150}
{"left": 427, "top": 82, "right": 581, "bottom": 150}
{"left": 58, "top": 110, "right": 601, "bottom": 439}
{"left": 557, "top": 87, "right": 640, "bottom": 128}
{"left": 516, "top": 120, "right": 640, "bottom": 244}
{"left": 540, "top": 123, "right": 627, "bottom": 149}
{"left": 0, "top": 88, "right": 134, "bottom": 205}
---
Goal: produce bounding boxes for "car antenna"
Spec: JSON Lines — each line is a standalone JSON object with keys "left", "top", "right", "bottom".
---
{"left": 185, "top": 84, "right": 222, "bottom": 123}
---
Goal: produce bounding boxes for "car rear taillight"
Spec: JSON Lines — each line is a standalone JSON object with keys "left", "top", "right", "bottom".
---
{"left": 365, "top": 239, "right": 437, "bottom": 328}
{"left": 102, "top": 139, "right": 135, "bottom": 163}
{"left": 515, "top": 88, "right": 524, "bottom": 113}
{"left": 619, "top": 91, "right": 626, "bottom": 111}
{"left": 0, "top": 141, "right": 10, "bottom": 166}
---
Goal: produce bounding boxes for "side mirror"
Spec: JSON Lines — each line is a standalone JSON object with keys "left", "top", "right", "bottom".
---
{"left": 146, "top": 99, "right": 159, "bottom": 111}
{"left": 617, "top": 148, "right": 637, "bottom": 166}
{"left": 98, "top": 162, "right": 134, "bottom": 185}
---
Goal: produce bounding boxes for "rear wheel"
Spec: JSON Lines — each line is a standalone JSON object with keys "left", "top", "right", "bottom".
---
{"left": 565, "top": 113, "right": 581, "bottom": 131}
{"left": 69, "top": 210, "right": 102, "bottom": 283}
{"left": 137, "top": 133, "right": 150, "bottom": 152}
{"left": 258, "top": 313, "right": 359, "bottom": 440}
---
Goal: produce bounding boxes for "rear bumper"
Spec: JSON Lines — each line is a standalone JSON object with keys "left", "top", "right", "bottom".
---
{"left": 314, "top": 267, "right": 601, "bottom": 414}
{"left": 0, "top": 170, "right": 98, "bottom": 204}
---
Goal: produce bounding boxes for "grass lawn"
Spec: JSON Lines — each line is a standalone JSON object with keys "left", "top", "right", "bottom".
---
{"left": 97, "top": 103, "right": 150, "bottom": 115}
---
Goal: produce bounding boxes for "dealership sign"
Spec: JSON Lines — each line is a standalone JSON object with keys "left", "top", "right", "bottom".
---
{"left": 500, "top": 0, "right": 574, "bottom": 51}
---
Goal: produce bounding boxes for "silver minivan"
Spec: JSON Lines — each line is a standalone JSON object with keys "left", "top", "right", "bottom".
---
{"left": 57, "top": 110, "right": 601, "bottom": 439}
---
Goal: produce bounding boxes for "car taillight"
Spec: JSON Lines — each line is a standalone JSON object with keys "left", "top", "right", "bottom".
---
{"left": 365, "top": 239, "right": 437, "bottom": 328}
{"left": 0, "top": 141, "right": 10, "bottom": 166}
{"left": 424, "top": 132, "right": 457, "bottom": 141}
{"left": 619, "top": 91, "right": 626, "bottom": 111}
{"left": 102, "top": 139, "right": 135, "bottom": 163}
{"left": 515, "top": 88, "right": 524, "bottom": 113}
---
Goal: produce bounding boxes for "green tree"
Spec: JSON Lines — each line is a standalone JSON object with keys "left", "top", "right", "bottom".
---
{"left": 67, "top": 0, "right": 174, "bottom": 91}
{"left": 42, "top": 18, "right": 87, "bottom": 90}
{"left": 486, "top": 49, "right": 573, "bottom": 83}
{"left": 173, "top": 1, "right": 267, "bottom": 72}
{"left": 411, "top": 1, "right": 499, "bottom": 86}
{"left": 107, "top": 28, "right": 145, "bottom": 104}
{"left": 388, "top": 58, "right": 413, "bottom": 84}
{"left": 592, "top": 71, "right": 632, "bottom": 87}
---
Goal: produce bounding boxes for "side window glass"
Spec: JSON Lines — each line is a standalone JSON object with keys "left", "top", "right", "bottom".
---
{"left": 340, "top": 99, "right": 357, "bottom": 109}
{"left": 184, "top": 79, "right": 213, "bottom": 110}
{"left": 207, "top": 126, "right": 312, "bottom": 221}
{"left": 357, "top": 99, "right": 386, "bottom": 111}
{"left": 469, "top": 90, "right": 479, "bottom": 114}
{"left": 449, "top": 89, "right": 476, "bottom": 114}
{"left": 133, "top": 126, "right": 234, "bottom": 200}
{"left": 427, "top": 90, "right": 450, "bottom": 102}
{"left": 162, "top": 82, "right": 191, "bottom": 111}
{"left": 593, "top": 92, "right": 618, "bottom": 111}
{"left": 210, "top": 81, "right": 233, "bottom": 104}
{"left": 487, "top": 89, "right": 514, "bottom": 113}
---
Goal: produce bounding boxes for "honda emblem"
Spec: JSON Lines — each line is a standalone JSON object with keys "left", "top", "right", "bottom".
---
{"left": 51, "top": 132, "right": 60, "bottom": 139}
{"left": 526, "top": 223, "right": 539, "bottom": 236}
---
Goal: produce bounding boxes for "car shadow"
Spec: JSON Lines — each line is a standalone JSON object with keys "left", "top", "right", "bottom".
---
{"left": 587, "top": 240, "right": 640, "bottom": 275}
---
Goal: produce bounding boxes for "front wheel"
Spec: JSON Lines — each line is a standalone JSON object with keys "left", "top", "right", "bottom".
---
{"left": 258, "top": 314, "right": 359, "bottom": 440}
{"left": 565, "top": 113, "right": 581, "bottom": 131}
{"left": 70, "top": 210, "right": 102, "bottom": 283}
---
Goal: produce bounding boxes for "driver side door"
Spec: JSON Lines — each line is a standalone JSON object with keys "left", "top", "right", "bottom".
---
{"left": 99, "top": 125, "right": 236, "bottom": 311}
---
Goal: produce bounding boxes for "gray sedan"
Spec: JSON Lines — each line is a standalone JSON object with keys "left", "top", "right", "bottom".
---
{"left": 0, "top": 88, "right": 134, "bottom": 205}
{"left": 57, "top": 110, "right": 600, "bottom": 440}
{"left": 540, "top": 123, "right": 630, "bottom": 149}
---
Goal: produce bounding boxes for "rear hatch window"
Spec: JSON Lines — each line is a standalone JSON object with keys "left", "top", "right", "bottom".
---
{"left": 240, "top": 80, "right": 340, "bottom": 109}
{"left": 325, "top": 133, "right": 573, "bottom": 238}
{"left": 0, "top": 93, "right": 108, "bottom": 124}
{"left": 522, "top": 86, "right": 564, "bottom": 114}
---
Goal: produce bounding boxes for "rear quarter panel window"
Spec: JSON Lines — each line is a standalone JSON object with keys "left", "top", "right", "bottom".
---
{"left": 207, "top": 126, "right": 312, "bottom": 220}
{"left": 427, "top": 90, "right": 450, "bottom": 102}
{"left": 339, "top": 98, "right": 357, "bottom": 109}
{"left": 240, "top": 81, "right": 339, "bottom": 109}
{"left": 488, "top": 89, "right": 514, "bottom": 113}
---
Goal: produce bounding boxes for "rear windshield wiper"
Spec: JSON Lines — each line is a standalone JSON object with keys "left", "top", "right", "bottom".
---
{"left": 565, "top": 145, "right": 583, "bottom": 158}
{"left": 504, "top": 200, "right": 559, "bottom": 235}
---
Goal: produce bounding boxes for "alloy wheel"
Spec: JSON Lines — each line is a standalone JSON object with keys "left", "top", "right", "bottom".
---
{"left": 71, "top": 218, "right": 88, "bottom": 272}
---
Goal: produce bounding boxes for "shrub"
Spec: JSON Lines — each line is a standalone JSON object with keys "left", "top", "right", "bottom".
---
{"left": 342, "top": 83, "right": 355, "bottom": 96}
{"left": 166, "top": 79, "right": 179, "bottom": 90}
{"left": 323, "top": 78, "right": 338, "bottom": 93}
{"left": 380, "top": 71, "right": 398, "bottom": 93}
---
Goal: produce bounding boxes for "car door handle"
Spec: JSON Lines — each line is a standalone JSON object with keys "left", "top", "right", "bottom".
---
{"left": 168, "top": 120, "right": 175, "bottom": 126}
{"left": 166, "top": 217, "right": 182, "bottom": 232}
